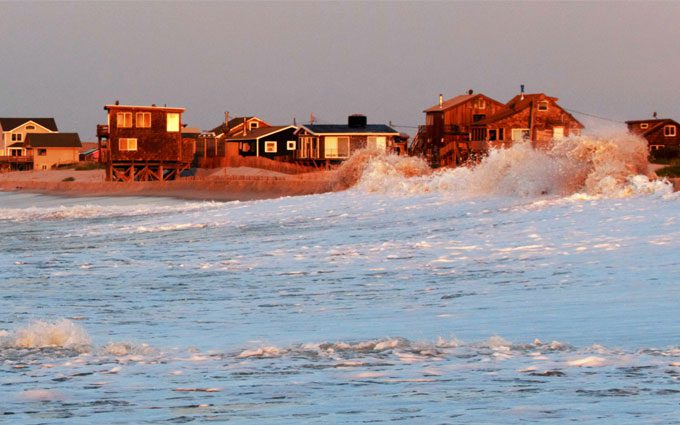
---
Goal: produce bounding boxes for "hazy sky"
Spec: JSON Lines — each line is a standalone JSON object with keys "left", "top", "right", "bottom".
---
{"left": 2, "top": 1, "right": 679, "bottom": 139}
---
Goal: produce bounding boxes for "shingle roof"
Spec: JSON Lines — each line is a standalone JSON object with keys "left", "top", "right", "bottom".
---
{"left": 0, "top": 118, "right": 58, "bottom": 132}
{"left": 423, "top": 94, "right": 476, "bottom": 113}
{"left": 210, "top": 117, "right": 256, "bottom": 135}
{"left": 302, "top": 124, "right": 399, "bottom": 135}
{"left": 473, "top": 93, "right": 582, "bottom": 128}
{"left": 225, "top": 125, "right": 295, "bottom": 141}
{"left": 24, "top": 133, "right": 81, "bottom": 148}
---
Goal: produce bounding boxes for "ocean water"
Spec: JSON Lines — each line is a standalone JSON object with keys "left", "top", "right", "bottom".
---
{"left": 1, "top": 137, "right": 679, "bottom": 424}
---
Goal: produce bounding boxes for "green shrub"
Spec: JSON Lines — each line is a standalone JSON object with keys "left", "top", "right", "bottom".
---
{"left": 62, "top": 176, "right": 75, "bottom": 182}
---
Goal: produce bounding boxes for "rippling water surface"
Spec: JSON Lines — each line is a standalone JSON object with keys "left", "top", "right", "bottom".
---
{"left": 1, "top": 144, "right": 680, "bottom": 424}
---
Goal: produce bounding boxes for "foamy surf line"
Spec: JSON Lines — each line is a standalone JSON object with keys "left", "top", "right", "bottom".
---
{"left": 343, "top": 134, "right": 675, "bottom": 199}
{"left": 0, "top": 200, "right": 222, "bottom": 222}
{"left": 2, "top": 320, "right": 678, "bottom": 375}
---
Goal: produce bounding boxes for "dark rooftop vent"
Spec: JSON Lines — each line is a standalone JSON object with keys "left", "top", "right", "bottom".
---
{"left": 468, "top": 89, "right": 474, "bottom": 95}
{"left": 348, "top": 114, "right": 367, "bottom": 128}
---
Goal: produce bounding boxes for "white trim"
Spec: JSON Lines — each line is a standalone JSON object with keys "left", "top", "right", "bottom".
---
{"left": 2, "top": 120, "right": 56, "bottom": 133}
{"left": 287, "top": 140, "right": 296, "bottom": 150}
{"left": 664, "top": 125, "right": 676, "bottom": 137}
{"left": 300, "top": 126, "right": 398, "bottom": 137}
{"left": 264, "top": 141, "right": 277, "bottom": 153}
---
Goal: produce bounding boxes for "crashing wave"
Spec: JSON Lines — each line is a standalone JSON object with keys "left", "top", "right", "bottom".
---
{"left": 0, "top": 319, "right": 91, "bottom": 352}
{"left": 344, "top": 135, "right": 673, "bottom": 198}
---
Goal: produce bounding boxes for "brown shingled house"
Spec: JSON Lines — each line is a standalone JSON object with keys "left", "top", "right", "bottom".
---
{"left": 626, "top": 118, "right": 680, "bottom": 152}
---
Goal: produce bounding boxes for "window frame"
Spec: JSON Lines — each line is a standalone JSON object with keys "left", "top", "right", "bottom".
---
{"left": 325, "top": 136, "right": 350, "bottom": 159}
{"left": 287, "top": 140, "right": 296, "bottom": 150}
{"left": 118, "top": 137, "right": 138, "bottom": 151}
{"left": 37, "top": 148, "right": 47, "bottom": 156}
{"left": 511, "top": 128, "right": 531, "bottom": 141}
{"left": 264, "top": 141, "right": 277, "bottom": 153}
{"left": 640, "top": 123, "right": 649, "bottom": 129}
{"left": 166, "top": 113, "right": 180, "bottom": 132}
{"left": 117, "top": 112, "right": 133, "bottom": 128}
{"left": 136, "top": 112, "right": 151, "bottom": 128}
{"left": 664, "top": 125, "right": 676, "bottom": 137}
{"left": 537, "top": 101, "right": 549, "bottom": 111}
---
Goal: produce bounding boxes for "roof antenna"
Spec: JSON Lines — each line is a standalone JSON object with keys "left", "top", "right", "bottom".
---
{"left": 653, "top": 111, "right": 658, "bottom": 119}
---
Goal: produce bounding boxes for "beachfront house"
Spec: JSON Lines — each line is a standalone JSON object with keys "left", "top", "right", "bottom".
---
{"left": 0, "top": 117, "right": 59, "bottom": 171}
{"left": 626, "top": 118, "right": 680, "bottom": 153}
{"left": 470, "top": 93, "right": 583, "bottom": 150}
{"left": 411, "top": 91, "right": 505, "bottom": 166}
{"left": 224, "top": 125, "right": 298, "bottom": 160}
{"left": 24, "top": 133, "right": 82, "bottom": 170}
{"left": 210, "top": 115, "right": 271, "bottom": 140}
{"left": 295, "top": 115, "right": 400, "bottom": 167}
{"left": 97, "top": 103, "right": 193, "bottom": 181}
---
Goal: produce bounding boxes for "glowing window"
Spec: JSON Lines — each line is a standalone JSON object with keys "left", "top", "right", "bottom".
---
{"left": 118, "top": 138, "right": 137, "bottom": 151}
{"left": 264, "top": 141, "right": 277, "bottom": 153}
{"left": 325, "top": 137, "right": 350, "bottom": 158}
{"left": 166, "top": 113, "right": 180, "bottom": 132}
{"left": 640, "top": 123, "right": 649, "bottom": 129}
{"left": 511, "top": 128, "right": 530, "bottom": 141}
{"left": 136, "top": 112, "right": 151, "bottom": 128}
{"left": 117, "top": 112, "right": 133, "bottom": 128}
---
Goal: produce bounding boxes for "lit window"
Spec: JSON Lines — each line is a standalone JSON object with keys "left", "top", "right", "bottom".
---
{"left": 264, "top": 141, "right": 277, "bottom": 153}
{"left": 511, "top": 128, "right": 531, "bottom": 141}
{"left": 166, "top": 113, "right": 180, "bottom": 132}
{"left": 325, "top": 136, "right": 350, "bottom": 158}
{"left": 118, "top": 138, "right": 138, "bottom": 151}
{"left": 664, "top": 125, "right": 676, "bottom": 137}
{"left": 367, "top": 136, "right": 386, "bottom": 151}
{"left": 136, "top": 112, "right": 151, "bottom": 128}
{"left": 640, "top": 123, "right": 648, "bottom": 129}
{"left": 287, "top": 140, "right": 296, "bottom": 150}
{"left": 538, "top": 101, "right": 549, "bottom": 111}
{"left": 117, "top": 112, "right": 133, "bottom": 128}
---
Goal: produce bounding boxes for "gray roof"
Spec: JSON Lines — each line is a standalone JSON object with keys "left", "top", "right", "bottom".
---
{"left": 302, "top": 124, "right": 399, "bottom": 135}
{"left": 25, "top": 133, "right": 81, "bottom": 148}
{"left": 225, "top": 125, "right": 295, "bottom": 141}
{"left": 0, "top": 118, "right": 58, "bottom": 132}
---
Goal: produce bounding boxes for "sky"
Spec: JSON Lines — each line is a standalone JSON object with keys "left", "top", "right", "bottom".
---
{"left": 1, "top": 1, "right": 680, "bottom": 140}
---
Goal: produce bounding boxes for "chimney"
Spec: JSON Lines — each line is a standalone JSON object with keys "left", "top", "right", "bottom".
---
{"left": 243, "top": 117, "right": 247, "bottom": 136}
{"left": 520, "top": 84, "right": 525, "bottom": 101}
{"left": 348, "top": 114, "right": 367, "bottom": 128}
{"left": 224, "top": 111, "right": 229, "bottom": 127}
{"left": 439, "top": 94, "right": 443, "bottom": 108}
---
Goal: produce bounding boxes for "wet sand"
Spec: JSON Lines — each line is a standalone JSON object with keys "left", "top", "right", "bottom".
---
{"left": 0, "top": 168, "right": 339, "bottom": 201}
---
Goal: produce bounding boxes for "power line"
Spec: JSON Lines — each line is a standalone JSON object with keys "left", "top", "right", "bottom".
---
{"left": 564, "top": 108, "right": 626, "bottom": 124}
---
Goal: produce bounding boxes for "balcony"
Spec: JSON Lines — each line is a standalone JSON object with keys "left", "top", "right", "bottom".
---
{"left": 0, "top": 155, "right": 33, "bottom": 163}
{"left": 97, "top": 124, "right": 110, "bottom": 138}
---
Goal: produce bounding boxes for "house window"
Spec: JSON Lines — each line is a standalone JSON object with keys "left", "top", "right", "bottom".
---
{"left": 511, "top": 128, "right": 531, "bottom": 141}
{"left": 117, "top": 112, "right": 133, "bottom": 128}
{"left": 136, "top": 112, "right": 151, "bottom": 128}
{"left": 488, "top": 129, "right": 497, "bottom": 141}
{"left": 37, "top": 148, "right": 47, "bottom": 156}
{"left": 367, "top": 136, "right": 386, "bottom": 151}
{"left": 476, "top": 99, "right": 486, "bottom": 109}
{"left": 325, "top": 136, "right": 350, "bottom": 158}
{"left": 538, "top": 101, "right": 549, "bottom": 111}
{"left": 664, "top": 125, "right": 676, "bottom": 137}
{"left": 26, "top": 125, "right": 35, "bottom": 130}
{"left": 287, "top": 140, "right": 296, "bottom": 150}
{"left": 10, "top": 148, "right": 22, "bottom": 156}
{"left": 553, "top": 127, "right": 565, "bottom": 139}
{"left": 473, "top": 114, "right": 486, "bottom": 122}
{"left": 640, "top": 123, "right": 649, "bottom": 129}
{"left": 249, "top": 122, "right": 259, "bottom": 130}
{"left": 264, "top": 141, "right": 277, "bottom": 153}
{"left": 166, "top": 113, "right": 180, "bottom": 132}
{"left": 11, "top": 133, "right": 22, "bottom": 141}
{"left": 498, "top": 128, "right": 504, "bottom": 141}
{"left": 118, "top": 138, "right": 137, "bottom": 151}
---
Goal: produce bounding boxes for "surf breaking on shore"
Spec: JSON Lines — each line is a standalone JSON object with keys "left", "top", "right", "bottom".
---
{"left": 0, "top": 134, "right": 678, "bottom": 201}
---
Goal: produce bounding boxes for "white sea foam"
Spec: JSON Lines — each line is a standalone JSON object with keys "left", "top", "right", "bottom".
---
{"left": 2, "top": 319, "right": 91, "bottom": 351}
{"left": 354, "top": 134, "right": 672, "bottom": 199}
{"left": 0, "top": 201, "right": 220, "bottom": 222}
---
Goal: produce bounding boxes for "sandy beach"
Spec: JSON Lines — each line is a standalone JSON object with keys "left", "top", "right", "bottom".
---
{"left": 0, "top": 167, "right": 340, "bottom": 201}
